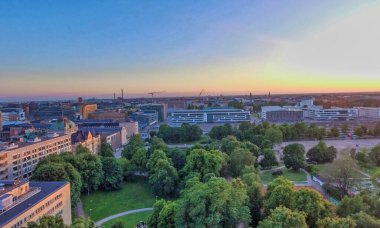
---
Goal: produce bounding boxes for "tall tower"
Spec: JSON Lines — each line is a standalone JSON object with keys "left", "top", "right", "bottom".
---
{"left": 121, "top": 89, "right": 124, "bottom": 100}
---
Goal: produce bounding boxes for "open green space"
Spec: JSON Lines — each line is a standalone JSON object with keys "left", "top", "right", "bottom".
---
{"left": 102, "top": 211, "right": 152, "bottom": 228}
{"left": 261, "top": 168, "right": 307, "bottom": 184}
{"left": 315, "top": 163, "right": 367, "bottom": 179}
{"left": 81, "top": 178, "right": 155, "bottom": 221}
{"left": 361, "top": 166, "right": 380, "bottom": 176}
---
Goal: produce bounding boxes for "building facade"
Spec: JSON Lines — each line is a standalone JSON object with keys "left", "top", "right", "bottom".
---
{"left": 80, "top": 104, "right": 97, "bottom": 119}
{"left": 0, "top": 180, "right": 71, "bottom": 228}
{"left": 140, "top": 104, "right": 167, "bottom": 122}
{"left": 355, "top": 107, "right": 380, "bottom": 119}
{"left": 170, "top": 108, "right": 251, "bottom": 124}
{"left": 0, "top": 134, "right": 72, "bottom": 180}
{"left": 265, "top": 110, "right": 304, "bottom": 122}
{"left": 71, "top": 130, "right": 101, "bottom": 154}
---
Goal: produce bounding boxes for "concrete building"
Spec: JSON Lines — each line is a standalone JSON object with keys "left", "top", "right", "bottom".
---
{"left": 0, "top": 134, "right": 72, "bottom": 180}
{"left": 355, "top": 107, "right": 380, "bottom": 119}
{"left": 88, "top": 110, "right": 127, "bottom": 121}
{"left": 261, "top": 106, "right": 282, "bottom": 120}
{"left": 140, "top": 104, "right": 167, "bottom": 122}
{"left": 71, "top": 130, "right": 101, "bottom": 154}
{"left": 80, "top": 104, "right": 97, "bottom": 119}
{"left": 170, "top": 108, "right": 251, "bottom": 124}
{"left": 309, "top": 107, "right": 358, "bottom": 121}
{"left": 265, "top": 109, "right": 304, "bottom": 122}
{"left": 31, "top": 105, "right": 76, "bottom": 121}
{"left": 0, "top": 180, "right": 71, "bottom": 228}
{"left": 0, "top": 111, "right": 2, "bottom": 131}
{"left": 0, "top": 109, "right": 26, "bottom": 122}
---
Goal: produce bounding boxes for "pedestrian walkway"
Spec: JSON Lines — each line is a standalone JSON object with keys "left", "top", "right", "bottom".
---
{"left": 95, "top": 208, "right": 153, "bottom": 227}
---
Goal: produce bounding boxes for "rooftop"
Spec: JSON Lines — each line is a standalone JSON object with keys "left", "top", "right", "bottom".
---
{"left": 0, "top": 181, "right": 69, "bottom": 227}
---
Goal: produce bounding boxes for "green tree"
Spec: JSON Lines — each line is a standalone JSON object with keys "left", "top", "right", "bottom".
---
{"left": 230, "top": 148, "right": 256, "bottom": 177}
{"left": 329, "top": 127, "right": 340, "bottom": 138}
{"left": 168, "top": 148, "right": 187, "bottom": 171}
{"left": 336, "top": 196, "right": 369, "bottom": 217}
{"left": 259, "top": 148, "right": 278, "bottom": 169}
{"left": 351, "top": 211, "right": 380, "bottom": 228}
{"left": 295, "top": 188, "right": 334, "bottom": 227}
{"left": 283, "top": 143, "right": 306, "bottom": 171}
{"left": 130, "top": 147, "right": 148, "bottom": 172}
{"left": 183, "top": 149, "right": 225, "bottom": 180}
{"left": 149, "top": 159, "right": 178, "bottom": 197}
{"left": 355, "top": 127, "right": 365, "bottom": 137}
{"left": 175, "top": 177, "right": 251, "bottom": 227}
{"left": 209, "top": 124, "right": 233, "bottom": 140}
{"left": 100, "top": 143, "right": 114, "bottom": 157}
{"left": 122, "top": 134, "right": 145, "bottom": 159}
{"left": 100, "top": 157, "right": 123, "bottom": 191}
{"left": 264, "top": 184, "right": 295, "bottom": 212}
{"left": 146, "top": 149, "right": 168, "bottom": 173}
{"left": 75, "top": 153, "right": 103, "bottom": 195}
{"left": 27, "top": 215, "right": 65, "bottom": 228}
{"left": 342, "top": 124, "right": 349, "bottom": 134}
{"left": 117, "top": 157, "right": 134, "bottom": 181}
{"left": 316, "top": 217, "right": 356, "bottom": 228}
{"left": 369, "top": 144, "right": 380, "bottom": 166}
{"left": 258, "top": 206, "right": 307, "bottom": 228}
{"left": 71, "top": 217, "right": 96, "bottom": 228}
{"left": 148, "top": 137, "right": 169, "bottom": 154}
{"left": 241, "top": 166, "right": 263, "bottom": 226}
{"left": 157, "top": 201, "right": 177, "bottom": 228}
{"left": 110, "top": 222, "right": 124, "bottom": 228}
{"left": 228, "top": 101, "right": 244, "bottom": 109}
{"left": 307, "top": 141, "right": 337, "bottom": 163}
{"left": 220, "top": 136, "right": 241, "bottom": 155}
{"left": 76, "top": 144, "right": 92, "bottom": 155}
{"left": 32, "top": 162, "right": 82, "bottom": 206}
{"left": 265, "top": 128, "right": 283, "bottom": 144}
{"left": 148, "top": 199, "right": 166, "bottom": 228}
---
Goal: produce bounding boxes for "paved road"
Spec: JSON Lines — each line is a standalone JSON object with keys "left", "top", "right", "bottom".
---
{"left": 276, "top": 138, "right": 380, "bottom": 152}
{"left": 95, "top": 208, "right": 153, "bottom": 227}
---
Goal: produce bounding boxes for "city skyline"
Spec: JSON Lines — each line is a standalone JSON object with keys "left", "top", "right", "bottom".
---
{"left": 1, "top": 0, "right": 380, "bottom": 100}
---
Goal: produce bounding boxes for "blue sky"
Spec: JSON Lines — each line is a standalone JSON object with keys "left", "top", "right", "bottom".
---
{"left": 0, "top": 0, "right": 379, "bottom": 100}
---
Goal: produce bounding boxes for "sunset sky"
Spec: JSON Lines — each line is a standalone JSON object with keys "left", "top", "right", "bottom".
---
{"left": 0, "top": 0, "right": 380, "bottom": 100}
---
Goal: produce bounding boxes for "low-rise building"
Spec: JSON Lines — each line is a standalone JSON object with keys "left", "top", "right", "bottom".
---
{"left": 0, "top": 180, "right": 71, "bottom": 228}
{"left": 0, "top": 134, "right": 72, "bottom": 180}
{"left": 170, "top": 108, "right": 251, "bottom": 124}
{"left": 80, "top": 104, "right": 97, "bottom": 119}
{"left": 355, "top": 107, "right": 380, "bottom": 119}
{"left": 71, "top": 130, "right": 101, "bottom": 154}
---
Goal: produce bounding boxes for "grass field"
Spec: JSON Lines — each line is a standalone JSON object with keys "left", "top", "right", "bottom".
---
{"left": 315, "top": 163, "right": 367, "bottom": 179}
{"left": 261, "top": 168, "right": 307, "bottom": 184}
{"left": 102, "top": 211, "right": 152, "bottom": 228}
{"left": 81, "top": 178, "right": 155, "bottom": 221}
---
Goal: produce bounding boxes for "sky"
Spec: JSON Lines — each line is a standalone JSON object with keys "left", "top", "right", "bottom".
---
{"left": 0, "top": 0, "right": 380, "bottom": 100}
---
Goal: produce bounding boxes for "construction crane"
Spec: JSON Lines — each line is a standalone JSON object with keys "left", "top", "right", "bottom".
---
{"left": 148, "top": 91, "right": 165, "bottom": 103}
{"left": 199, "top": 89, "right": 205, "bottom": 96}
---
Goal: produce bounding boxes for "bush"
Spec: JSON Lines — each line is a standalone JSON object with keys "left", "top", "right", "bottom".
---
{"left": 304, "top": 164, "right": 319, "bottom": 175}
{"left": 323, "top": 183, "right": 343, "bottom": 200}
{"left": 272, "top": 170, "right": 283, "bottom": 176}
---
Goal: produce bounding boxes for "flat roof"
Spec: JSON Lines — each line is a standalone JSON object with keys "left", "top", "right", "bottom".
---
{"left": 0, "top": 181, "right": 69, "bottom": 227}
{"left": 0, "top": 134, "right": 69, "bottom": 153}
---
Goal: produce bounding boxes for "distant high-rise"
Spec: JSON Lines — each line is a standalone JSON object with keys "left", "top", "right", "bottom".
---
{"left": 0, "top": 111, "right": 2, "bottom": 131}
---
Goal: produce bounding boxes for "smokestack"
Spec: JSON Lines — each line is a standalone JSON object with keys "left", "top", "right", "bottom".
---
{"left": 122, "top": 89, "right": 124, "bottom": 100}
{"left": 114, "top": 93, "right": 116, "bottom": 100}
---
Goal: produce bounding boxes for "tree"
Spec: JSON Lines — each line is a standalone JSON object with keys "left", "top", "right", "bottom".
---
{"left": 369, "top": 144, "right": 380, "bottom": 166}
{"left": 307, "top": 141, "right": 337, "bottom": 163}
{"left": 220, "top": 136, "right": 241, "bottom": 155}
{"left": 241, "top": 166, "right": 263, "bottom": 227}
{"left": 228, "top": 101, "right": 244, "bottom": 109}
{"left": 336, "top": 196, "right": 369, "bottom": 217}
{"left": 283, "top": 143, "right": 306, "bottom": 171}
{"left": 183, "top": 149, "right": 225, "bottom": 180}
{"left": 329, "top": 127, "right": 340, "bottom": 138}
{"left": 316, "top": 217, "right": 356, "bottom": 228}
{"left": 209, "top": 124, "right": 233, "bottom": 140}
{"left": 117, "top": 157, "right": 134, "bottom": 181}
{"left": 76, "top": 144, "right": 92, "bottom": 155}
{"left": 295, "top": 188, "right": 334, "bottom": 227}
{"left": 355, "top": 127, "right": 365, "bottom": 137}
{"left": 157, "top": 201, "right": 177, "bottom": 228}
{"left": 175, "top": 177, "right": 251, "bottom": 227}
{"left": 122, "top": 134, "right": 145, "bottom": 159}
{"left": 259, "top": 148, "right": 278, "bottom": 169}
{"left": 146, "top": 149, "right": 168, "bottom": 173}
{"left": 230, "top": 148, "right": 256, "bottom": 177}
{"left": 148, "top": 137, "right": 169, "bottom": 154}
{"left": 258, "top": 206, "right": 307, "bottom": 228}
{"left": 27, "top": 215, "right": 65, "bottom": 228}
{"left": 130, "top": 148, "right": 148, "bottom": 173}
{"left": 71, "top": 217, "right": 96, "bottom": 228}
{"left": 168, "top": 148, "right": 187, "bottom": 171}
{"left": 149, "top": 159, "right": 178, "bottom": 198}
{"left": 101, "top": 157, "right": 123, "bottom": 191}
{"left": 75, "top": 153, "right": 103, "bottom": 195}
{"left": 264, "top": 184, "right": 295, "bottom": 212}
{"left": 148, "top": 199, "right": 166, "bottom": 228}
{"left": 264, "top": 128, "right": 283, "bottom": 144}
{"left": 351, "top": 212, "right": 380, "bottom": 228}
{"left": 110, "top": 222, "right": 124, "bottom": 228}
{"left": 342, "top": 124, "right": 349, "bottom": 134}
{"left": 100, "top": 143, "right": 114, "bottom": 157}
{"left": 32, "top": 162, "right": 82, "bottom": 206}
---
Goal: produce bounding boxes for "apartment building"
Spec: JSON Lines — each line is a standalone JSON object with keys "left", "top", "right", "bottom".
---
{"left": 0, "top": 134, "right": 71, "bottom": 180}
{"left": 0, "top": 180, "right": 71, "bottom": 228}
{"left": 170, "top": 108, "right": 251, "bottom": 124}
{"left": 71, "top": 130, "right": 101, "bottom": 154}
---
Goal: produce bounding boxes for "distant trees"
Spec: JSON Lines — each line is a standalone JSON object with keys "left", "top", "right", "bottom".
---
{"left": 228, "top": 101, "right": 244, "bottom": 109}
{"left": 99, "top": 143, "right": 114, "bottom": 157}
{"left": 283, "top": 143, "right": 306, "bottom": 171}
{"left": 100, "top": 157, "right": 123, "bottom": 191}
{"left": 122, "top": 134, "right": 145, "bottom": 159}
{"left": 209, "top": 124, "right": 233, "bottom": 140}
{"left": 158, "top": 124, "right": 202, "bottom": 143}
{"left": 306, "top": 141, "right": 337, "bottom": 163}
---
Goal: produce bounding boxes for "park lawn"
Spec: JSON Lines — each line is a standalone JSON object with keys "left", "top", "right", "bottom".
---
{"left": 315, "top": 163, "right": 367, "bottom": 179}
{"left": 81, "top": 178, "right": 155, "bottom": 221}
{"left": 261, "top": 168, "right": 307, "bottom": 184}
{"left": 361, "top": 166, "right": 380, "bottom": 176}
{"left": 102, "top": 211, "right": 152, "bottom": 228}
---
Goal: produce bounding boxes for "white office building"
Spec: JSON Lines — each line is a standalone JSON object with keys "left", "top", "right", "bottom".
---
{"left": 170, "top": 108, "right": 251, "bottom": 124}
{"left": 355, "top": 107, "right": 380, "bottom": 119}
